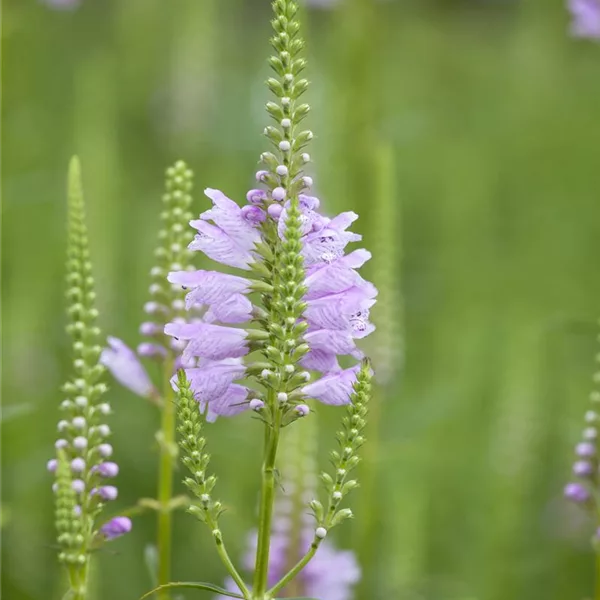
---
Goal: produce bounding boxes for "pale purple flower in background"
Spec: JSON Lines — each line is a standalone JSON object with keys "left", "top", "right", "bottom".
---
{"left": 568, "top": 0, "right": 600, "bottom": 38}
{"left": 100, "top": 337, "right": 156, "bottom": 398}
{"left": 100, "top": 516, "right": 132, "bottom": 540}
{"left": 218, "top": 521, "right": 360, "bottom": 600}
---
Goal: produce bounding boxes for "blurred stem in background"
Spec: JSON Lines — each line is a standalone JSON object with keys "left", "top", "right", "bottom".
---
{"left": 157, "top": 356, "right": 176, "bottom": 596}
{"left": 358, "top": 139, "right": 402, "bottom": 599}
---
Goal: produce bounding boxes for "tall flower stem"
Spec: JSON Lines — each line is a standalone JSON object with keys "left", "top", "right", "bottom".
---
{"left": 157, "top": 355, "right": 176, "bottom": 596}
{"left": 253, "top": 395, "right": 282, "bottom": 599}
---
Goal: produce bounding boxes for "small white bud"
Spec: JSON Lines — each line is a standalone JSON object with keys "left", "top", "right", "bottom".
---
{"left": 315, "top": 527, "right": 327, "bottom": 539}
{"left": 74, "top": 396, "right": 88, "bottom": 408}
{"left": 302, "top": 176, "right": 313, "bottom": 187}
{"left": 97, "top": 425, "right": 111, "bottom": 437}
{"left": 149, "top": 283, "right": 162, "bottom": 295}
{"left": 279, "top": 140, "right": 291, "bottom": 152}
{"left": 584, "top": 427, "right": 598, "bottom": 440}
{"left": 284, "top": 364, "right": 294, "bottom": 374}
{"left": 301, "top": 153, "right": 310, "bottom": 163}
{"left": 284, "top": 73, "right": 294, "bottom": 84}
{"left": 72, "top": 417, "right": 86, "bottom": 429}
{"left": 586, "top": 411, "right": 598, "bottom": 423}
{"left": 281, "top": 118, "right": 291, "bottom": 129}
{"left": 277, "top": 392, "right": 288, "bottom": 403}
{"left": 97, "top": 403, "right": 111, "bottom": 415}
{"left": 261, "top": 369, "right": 272, "bottom": 379}
{"left": 333, "top": 491, "right": 342, "bottom": 500}
{"left": 57, "top": 420, "right": 69, "bottom": 432}
{"left": 276, "top": 165, "right": 288, "bottom": 176}
{"left": 150, "top": 266, "right": 163, "bottom": 277}
{"left": 281, "top": 97, "right": 291, "bottom": 106}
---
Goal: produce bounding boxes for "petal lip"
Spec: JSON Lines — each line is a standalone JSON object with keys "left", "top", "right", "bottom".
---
{"left": 100, "top": 337, "right": 155, "bottom": 398}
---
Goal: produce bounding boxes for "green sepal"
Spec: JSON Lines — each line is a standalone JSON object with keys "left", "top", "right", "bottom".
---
{"left": 140, "top": 581, "right": 244, "bottom": 599}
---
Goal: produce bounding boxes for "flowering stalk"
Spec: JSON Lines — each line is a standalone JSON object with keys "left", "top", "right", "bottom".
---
{"left": 564, "top": 319, "right": 600, "bottom": 600}
{"left": 156, "top": 1, "right": 376, "bottom": 598}
{"left": 52, "top": 157, "right": 131, "bottom": 600}
{"left": 101, "top": 160, "right": 195, "bottom": 594}
{"left": 175, "top": 371, "right": 250, "bottom": 597}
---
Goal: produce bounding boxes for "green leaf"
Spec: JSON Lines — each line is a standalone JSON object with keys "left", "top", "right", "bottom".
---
{"left": 143, "top": 544, "right": 158, "bottom": 587}
{"left": 140, "top": 582, "right": 244, "bottom": 599}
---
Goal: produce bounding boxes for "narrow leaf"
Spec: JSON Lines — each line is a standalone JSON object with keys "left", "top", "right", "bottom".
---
{"left": 140, "top": 581, "right": 244, "bottom": 599}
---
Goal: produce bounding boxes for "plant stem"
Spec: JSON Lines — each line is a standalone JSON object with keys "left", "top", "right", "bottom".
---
{"left": 157, "top": 356, "right": 176, "bottom": 598}
{"left": 596, "top": 551, "right": 600, "bottom": 600}
{"left": 69, "top": 561, "right": 89, "bottom": 600}
{"left": 267, "top": 540, "right": 320, "bottom": 598}
{"left": 252, "top": 395, "right": 281, "bottom": 599}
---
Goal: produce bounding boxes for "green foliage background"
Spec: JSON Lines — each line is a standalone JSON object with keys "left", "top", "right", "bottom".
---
{"left": 3, "top": 0, "right": 600, "bottom": 599}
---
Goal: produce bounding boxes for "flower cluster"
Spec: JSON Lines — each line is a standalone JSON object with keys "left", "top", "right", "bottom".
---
{"left": 51, "top": 158, "right": 130, "bottom": 581}
{"left": 163, "top": 0, "right": 376, "bottom": 422}
{"left": 564, "top": 326, "right": 600, "bottom": 517}
{"left": 568, "top": 0, "right": 600, "bottom": 39}
{"left": 101, "top": 161, "right": 195, "bottom": 398}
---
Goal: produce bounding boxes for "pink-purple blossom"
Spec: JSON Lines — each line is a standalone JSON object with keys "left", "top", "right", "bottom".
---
{"left": 100, "top": 516, "right": 132, "bottom": 540}
{"left": 100, "top": 337, "right": 155, "bottom": 398}
{"left": 165, "top": 186, "right": 376, "bottom": 418}
{"left": 568, "top": 0, "right": 600, "bottom": 39}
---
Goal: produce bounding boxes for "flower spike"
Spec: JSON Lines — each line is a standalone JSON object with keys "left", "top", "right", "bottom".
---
{"left": 52, "top": 157, "right": 130, "bottom": 599}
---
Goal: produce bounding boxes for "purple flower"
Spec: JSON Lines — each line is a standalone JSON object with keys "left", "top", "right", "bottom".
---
{"left": 164, "top": 322, "right": 248, "bottom": 361}
{"left": 301, "top": 365, "right": 361, "bottom": 406}
{"left": 92, "top": 485, "right": 118, "bottom": 501}
{"left": 568, "top": 0, "right": 600, "bottom": 39}
{"left": 168, "top": 270, "right": 252, "bottom": 322}
{"left": 100, "top": 516, "right": 132, "bottom": 540}
{"left": 573, "top": 460, "right": 595, "bottom": 477}
{"left": 305, "top": 249, "right": 371, "bottom": 299}
{"left": 576, "top": 442, "right": 596, "bottom": 457}
{"left": 166, "top": 186, "right": 376, "bottom": 418}
{"left": 100, "top": 337, "right": 155, "bottom": 398}
{"left": 172, "top": 359, "right": 249, "bottom": 421}
{"left": 95, "top": 462, "right": 119, "bottom": 478}
{"left": 564, "top": 482, "right": 591, "bottom": 503}
{"left": 188, "top": 189, "right": 261, "bottom": 269}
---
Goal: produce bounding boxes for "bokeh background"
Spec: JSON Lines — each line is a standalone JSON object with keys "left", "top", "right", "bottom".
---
{"left": 4, "top": 0, "right": 600, "bottom": 599}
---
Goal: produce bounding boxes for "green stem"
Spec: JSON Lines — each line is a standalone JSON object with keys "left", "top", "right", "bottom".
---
{"left": 596, "top": 551, "right": 600, "bottom": 600}
{"left": 157, "top": 356, "right": 176, "bottom": 597}
{"left": 69, "top": 561, "right": 90, "bottom": 600}
{"left": 205, "top": 514, "right": 251, "bottom": 599}
{"left": 267, "top": 540, "right": 320, "bottom": 598}
{"left": 252, "top": 396, "right": 281, "bottom": 599}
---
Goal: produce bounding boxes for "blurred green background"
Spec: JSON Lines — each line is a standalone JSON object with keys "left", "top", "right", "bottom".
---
{"left": 4, "top": 0, "right": 600, "bottom": 599}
